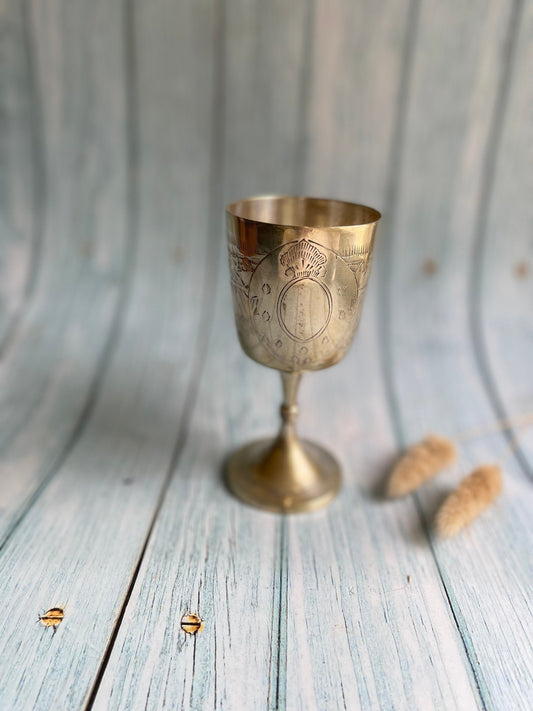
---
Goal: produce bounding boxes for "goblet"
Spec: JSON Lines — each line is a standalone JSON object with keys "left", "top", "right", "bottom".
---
{"left": 226, "top": 196, "right": 380, "bottom": 513}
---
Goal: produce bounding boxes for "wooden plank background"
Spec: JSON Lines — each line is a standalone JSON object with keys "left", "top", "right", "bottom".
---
{"left": 0, "top": 0, "right": 531, "bottom": 709}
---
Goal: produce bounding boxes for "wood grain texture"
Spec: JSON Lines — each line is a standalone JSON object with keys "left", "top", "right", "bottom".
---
{"left": 283, "top": 1, "right": 482, "bottom": 708}
{"left": 283, "top": 289, "right": 480, "bottom": 711}
{"left": 96, "top": 1, "right": 491, "bottom": 709}
{"left": 302, "top": 0, "right": 412, "bottom": 206}
{"left": 474, "top": 0, "right": 533, "bottom": 476}
{"left": 91, "top": 263, "right": 281, "bottom": 711}
{"left": 0, "top": 0, "right": 44, "bottom": 352}
{"left": 92, "top": 1, "right": 308, "bottom": 708}
{"left": 0, "top": 0, "right": 531, "bottom": 708}
{"left": 383, "top": 1, "right": 533, "bottom": 709}
{"left": 0, "top": 0, "right": 129, "bottom": 546}
{"left": 223, "top": 0, "right": 309, "bottom": 202}
{"left": 0, "top": 0, "right": 220, "bottom": 708}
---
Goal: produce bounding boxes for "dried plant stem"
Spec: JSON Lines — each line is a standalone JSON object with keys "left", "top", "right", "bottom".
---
{"left": 456, "top": 412, "right": 533, "bottom": 443}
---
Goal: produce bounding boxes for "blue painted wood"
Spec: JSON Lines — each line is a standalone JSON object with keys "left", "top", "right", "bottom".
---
{"left": 92, "top": 1, "right": 308, "bottom": 707}
{"left": 0, "top": 0, "right": 129, "bottom": 546}
{"left": 284, "top": 1, "right": 483, "bottom": 708}
{"left": 0, "top": 0, "right": 531, "bottom": 709}
{"left": 223, "top": 0, "right": 310, "bottom": 202}
{"left": 475, "top": 1, "right": 533, "bottom": 476}
{"left": 302, "top": 0, "right": 412, "bottom": 207}
{"left": 0, "top": 0, "right": 219, "bottom": 708}
{"left": 283, "top": 287, "right": 480, "bottom": 711}
{"left": 94, "top": 2, "right": 489, "bottom": 710}
{"left": 383, "top": 1, "right": 533, "bottom": 709}
{"left": 0, "top": 0, "right": 43, "bottom": 354}
{"left": 91, "top": 261, "right": 281, "bottom": 711}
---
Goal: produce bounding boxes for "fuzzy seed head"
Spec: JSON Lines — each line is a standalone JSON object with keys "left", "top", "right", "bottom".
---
{"left": 436, "top": 465, "right": 502, "bottom": 537}
{"left": 386, "top": 434, "right": 457, "bottom": 498}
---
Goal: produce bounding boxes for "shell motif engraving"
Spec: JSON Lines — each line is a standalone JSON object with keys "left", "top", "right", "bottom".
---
{"left": 279, "top": 240, "right": 327, "bottom": 279}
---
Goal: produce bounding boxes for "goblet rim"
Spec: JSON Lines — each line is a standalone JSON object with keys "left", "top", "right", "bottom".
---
{"left": 226, "top": 194, "right": 381, "bottom": 229}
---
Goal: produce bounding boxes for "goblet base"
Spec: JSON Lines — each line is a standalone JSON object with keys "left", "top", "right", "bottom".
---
{"left": 226, "top": 437, "right": 341, "bottom": 514}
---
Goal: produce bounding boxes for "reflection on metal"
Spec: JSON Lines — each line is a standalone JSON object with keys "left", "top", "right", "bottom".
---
{"left": 226, "top": 196, "right": 380, "bottom": 513}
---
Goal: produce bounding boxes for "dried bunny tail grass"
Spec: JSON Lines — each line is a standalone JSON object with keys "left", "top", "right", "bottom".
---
{"left": 436, "top": 465, "right": 502, "bottom": 538}
{"left": 386, "top": 434, "right": 456, "bottom": 498}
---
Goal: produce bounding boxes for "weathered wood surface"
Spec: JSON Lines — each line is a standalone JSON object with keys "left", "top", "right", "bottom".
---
{"left": 0, "top": 0, "right": 129, "bottom": 547}
{"left": 477, "top": 0, "right": 533, "bottom": 476}
{"left": 0, "top": 0, "right": 531, "bottom": 709}
{"left": 0, "top": 0, "right": 218, "bottom": 707}
{"left": 384, "top": 3, "right": 533, "bottom": 710}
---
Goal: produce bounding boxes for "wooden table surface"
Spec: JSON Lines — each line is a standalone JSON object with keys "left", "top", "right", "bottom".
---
{"left": 1, "top": 0, "right": 532, "bottom": 709}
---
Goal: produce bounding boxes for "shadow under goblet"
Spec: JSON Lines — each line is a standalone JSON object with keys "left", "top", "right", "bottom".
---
{"left": 226, "top": 196, "right": 380, "bottom": 513}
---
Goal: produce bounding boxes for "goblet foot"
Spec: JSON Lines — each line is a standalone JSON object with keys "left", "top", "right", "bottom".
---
{"left": 226, "top": 436, "right": 341, "bottom": 514}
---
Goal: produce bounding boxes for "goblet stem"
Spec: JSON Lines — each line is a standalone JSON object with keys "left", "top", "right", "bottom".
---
{"left": 225, "top": 367, "right": 340, "bottom": 512}
{"left": 278, "top": 371, "right": 302, "bottom": 443}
